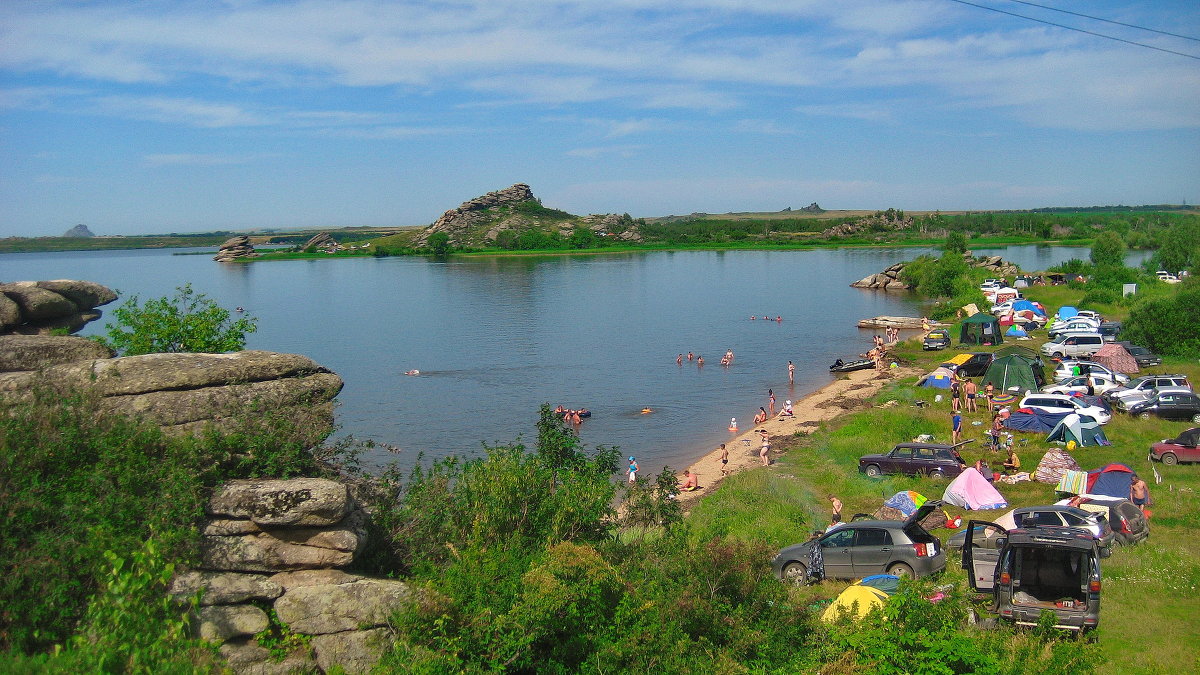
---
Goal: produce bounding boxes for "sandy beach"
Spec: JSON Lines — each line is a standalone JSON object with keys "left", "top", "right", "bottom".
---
{"left": 673, "top": 364, "right": 920, "bottom": 507}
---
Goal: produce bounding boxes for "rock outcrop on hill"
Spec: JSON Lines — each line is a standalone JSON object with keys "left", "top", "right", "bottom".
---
{"left": 214, "top": 235, "right": 259, "bottom": 262}
{"left": 0, "top": 280, "right": 117, "bottom": 334}
{"left": 0, "top": 341, "right": 344, "bottom": 436}
{"left": 850, "top": 253, "right": 1023, "bottom": 291}
{"left": 170, "top": 478, "right": 415, "bottom": 674}
{"left": 63, "top": 224, "right": 95, "bottom": 237}
{"left": 413, "top": 183, "right": 536, "bottom": 247}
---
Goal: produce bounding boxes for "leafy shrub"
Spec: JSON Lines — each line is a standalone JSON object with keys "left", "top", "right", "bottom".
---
{"left": 101, "top": 283, "right": 257, "bottom": 355}
{"left": 1120, "top": 278, "right": 1200, "bottom": 357}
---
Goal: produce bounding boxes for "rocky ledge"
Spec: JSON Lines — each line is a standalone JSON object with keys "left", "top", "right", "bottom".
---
{"left": 214, "top": 236, "right": 259, "bottom": 262}
{"left": 850, "top": 253, "right": 1022, "bottom": 290}
{"left": 0, "top": 280, "right": 117, "bottom": 334}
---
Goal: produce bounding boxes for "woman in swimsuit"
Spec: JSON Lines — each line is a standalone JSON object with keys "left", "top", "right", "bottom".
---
{"left": 759, "top": 430, "right": 771, "bottom": 466}
{"left": 753, "top": 407, "right": 767, "bottom": 424}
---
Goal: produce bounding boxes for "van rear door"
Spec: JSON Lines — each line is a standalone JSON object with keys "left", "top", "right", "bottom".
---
{"left": 962, "top": 520, "right": 1006, "bottom": 592}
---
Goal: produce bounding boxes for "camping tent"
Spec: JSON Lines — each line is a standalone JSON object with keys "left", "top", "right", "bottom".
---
{"left": 1086, "top": 463, "right": 1136, "bottom": 499}
{"left": 917, "top": 367, "right": 955, "bottom": 388}
{"left": 959, "top": 313, "right": 1004, "bottom": 346}
{"left": 1091, "top": 343, "right": 1139, "bottom": 375}
{"left": 942, "top": 468, "right": 1008, "bottom": 510}
{"left": 1004, "top": 409, "right": 1070, "bottom": 433}
{"left": 882, "top": 491, "right": 927, "bottom": 516}
{"left": 1058, "top": 306, "right": 1079, "bottom": 320}
{"left": 822, "top": 583, "right": 889, "bottom": 622}
{"left": 1033, "top": 449, "right": 1083, "bottom": 484}
{"left": 1011, "top": 299, "right": 1046, "bottom": 316}
{"left": 994, "top": 345, "right": 1041, "bottom": 363}
{"left": 1047, "top": 413, "right": 1111, "bottom": 447}
{"left": 981, "top": 354, "right": 1042, "bottom": 395}
{"left": 1005, "top": 325, "right": 1028, "bottom": 337}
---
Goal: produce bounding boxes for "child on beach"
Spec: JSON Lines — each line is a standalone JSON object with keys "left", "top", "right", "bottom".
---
{"left": 719, "top": 443, "right": 729, "bottom": 476}
{"left": 628, "top": 456, "right": 639, "bottom": 483}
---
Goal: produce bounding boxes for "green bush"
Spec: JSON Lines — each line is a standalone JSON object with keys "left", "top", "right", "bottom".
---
{"left": 1120, "top": 278, "right": 1200, "bottom": 357}
{"left": 101, "top": 283, "right": 257, "bottom": 355}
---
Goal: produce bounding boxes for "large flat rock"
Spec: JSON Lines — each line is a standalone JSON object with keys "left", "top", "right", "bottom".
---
{"left": 274, "top": 579, "right": 415, "bottom": 635}
{"left": 209, "top": 479, "right": 352, "bottom": 526}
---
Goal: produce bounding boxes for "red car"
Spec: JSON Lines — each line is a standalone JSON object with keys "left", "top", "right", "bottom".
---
{"left": 1148, "top": 427, "right": 1200, "bottom": 465}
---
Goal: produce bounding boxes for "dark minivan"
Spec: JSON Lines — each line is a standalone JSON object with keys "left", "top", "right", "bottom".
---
{"left": 963, "top": 523, "right": 1102, "bottom": 632}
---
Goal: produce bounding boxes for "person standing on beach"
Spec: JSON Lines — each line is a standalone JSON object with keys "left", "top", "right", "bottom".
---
{"left": 759, "top": 429, "right": 771, "bottom": 466}
{"left": 788, "top": 360, "right": 795, "bottom": 384}
{"left": 768, "top": 390, "right": 776, "bottom": 415}
{"left": 628, "top": 456, "right": 639, "bottom": 483}
{"left": 719, "top": 443, "right": 730, "bottom": 476}
{"left": 951, "top": 412, "right": 962, "bottom": 444}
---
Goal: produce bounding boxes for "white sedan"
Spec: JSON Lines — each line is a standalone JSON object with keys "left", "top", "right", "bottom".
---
{"left": 1051, "top": 361, "right": 1129, "bottom": 385}
{"left": 1042, "top": 375, "right": 1123, "bottom": 396}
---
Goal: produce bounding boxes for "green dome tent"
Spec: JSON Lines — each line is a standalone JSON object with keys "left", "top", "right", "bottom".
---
{"left": 980, "top": 354, "right": 1042, "bottom": 395}
{"left": 959, "top": 312, "right": 1003, "bottom": 346}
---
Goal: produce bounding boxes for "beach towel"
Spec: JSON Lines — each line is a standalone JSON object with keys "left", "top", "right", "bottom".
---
{"left": 1056, "top": 469, "right": 1088, "bottom": 495}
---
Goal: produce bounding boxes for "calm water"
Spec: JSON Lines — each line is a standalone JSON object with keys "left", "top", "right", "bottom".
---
{"left": 0, "top": 244, "right": 1150, "bottom": 472}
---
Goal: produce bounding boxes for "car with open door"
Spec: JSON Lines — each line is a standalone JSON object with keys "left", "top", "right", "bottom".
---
{"left": 772, "top": 501, "right": 946, "bottom": 584}
{"left": 962, "top": 522, "right": 1102, "bottom": 632}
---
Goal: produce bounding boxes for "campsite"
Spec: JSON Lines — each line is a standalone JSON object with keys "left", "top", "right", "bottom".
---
{"left": 693, "top": 278, "right": 1200, "bottom": 675}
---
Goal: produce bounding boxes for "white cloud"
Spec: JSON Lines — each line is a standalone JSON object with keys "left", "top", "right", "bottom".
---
{"left": 566, "top": 145, "right": 644, "bottom": 158}
{"left": 143, "top": 153, "right": 267, "bottom": 167}
{"left": 93, "top": 96, "right": 267, "bottom": 128}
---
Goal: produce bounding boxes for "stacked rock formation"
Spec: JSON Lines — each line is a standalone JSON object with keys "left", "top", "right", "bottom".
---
{"left": 300, "top": 232, "right": 337, "bottom": 253}
{"left": 0, "top": 280, "right": 117, "bottom": 334}
{"left": 63, "top": 224, "right": 96, "bottom": 237}
{"left": 413, "top": 183, "right": 535, "bottom": 246}
{"left": 214, "top": 236, "right": 259, "bottom": 262}
{"left": 172, "top": 478, "right": 414, "bottom": 674}
{"left": 0, "top": 340, "right": 343, "bottom": 437}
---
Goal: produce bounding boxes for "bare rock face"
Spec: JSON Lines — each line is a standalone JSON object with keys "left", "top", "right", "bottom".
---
{"left": 0, "top": 280, "right": 116, "bottom": 334}
{"left": 169, "top": 571, "right": 283, "bottom": 606}
{"left": 209, "top": 479, "right": 353, "bottom": 527}
{"left": 301, "top": 232, "right": 337, "bottom": 252}
{"left": 194, "top": 605, "right": 270, "bottom": 642}
{"left": 218, "top": 640, "right": 319, "bottom": 675}
{"left": 214, "top": 235, "right": 259, "bottom": 262}
{"left": 200, "top": 531, "right": 358, "bottom": 573}
{"left": 274, "top": 578, "right": 414, "bottom": 635}
{"left": 311, "top": 628, "right": 392, "bottom": 675}
{"left": 63, "top": 224, "right": 96, "bottom": 237}
{"left": 0, "top": 335, "right": 114, "bottom": 372}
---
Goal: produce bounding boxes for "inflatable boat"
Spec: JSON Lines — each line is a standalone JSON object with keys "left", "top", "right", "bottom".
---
{"left": 829, "top": 358, "right": 874, "bottom": 373}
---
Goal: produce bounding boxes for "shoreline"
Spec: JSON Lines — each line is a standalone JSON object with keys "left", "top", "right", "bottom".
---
{"left": 672, "top": 364, "right": 920, "bottom": 507}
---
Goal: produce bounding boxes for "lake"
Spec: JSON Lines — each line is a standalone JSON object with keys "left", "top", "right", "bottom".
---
{"left": 1, "top": 244, "right": 1149, "bottom": 472}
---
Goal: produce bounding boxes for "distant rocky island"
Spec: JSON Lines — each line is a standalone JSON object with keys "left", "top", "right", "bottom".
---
{"left": 62, "top": 224, "right": 95, "bottom": 238}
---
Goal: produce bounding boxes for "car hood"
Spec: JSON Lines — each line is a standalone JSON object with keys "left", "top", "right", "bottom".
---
{"left": 775, "top": 540, "right": 816, "bottom": 560}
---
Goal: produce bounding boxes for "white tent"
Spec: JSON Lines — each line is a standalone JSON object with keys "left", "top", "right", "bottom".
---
{"left": 942, "top": 468, "right": 1008, "bottom": 510}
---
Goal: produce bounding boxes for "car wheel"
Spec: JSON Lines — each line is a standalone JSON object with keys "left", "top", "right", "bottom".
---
{"left": 1139, "top": 412, "right": 1152, "bottom": 420}
{"left": 1162, "top": 453, "right": 1179, "bottom": 466}
{"left": 781, "top": 562, "right": 809, "bottom": 585}
{"left": 865, "top": 464, "right": 882, "bottom": 478}
{"left": 1053, "top": 352, "right": 1064, "bottom": 359}
{"left": 929, "top": 470, "right": 946, "bottom": 481}
{"left": 1192, "top": 413, "right": 1200, "bottom": 424}
{"left": 886, "top": 562, "right": 914, "bottom": 578}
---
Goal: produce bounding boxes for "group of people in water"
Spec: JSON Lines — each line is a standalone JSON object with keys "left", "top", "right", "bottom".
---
{"left": 676, "top": 349, "right": 736, "bottom": 367}
{"left": 749, "top": 315, "right": 783, "bottom": 322}
{"left": 553, "top": 405, "right": 589, "bottom": 425}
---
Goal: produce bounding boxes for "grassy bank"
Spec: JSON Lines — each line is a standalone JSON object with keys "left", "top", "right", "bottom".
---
{"left": 686, "top": 283, "right": 1200, "bottom": 674}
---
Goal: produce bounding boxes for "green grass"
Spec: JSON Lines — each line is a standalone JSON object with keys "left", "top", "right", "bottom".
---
{"left": 687, "top": 307, "right": 1200, "bottom": 674}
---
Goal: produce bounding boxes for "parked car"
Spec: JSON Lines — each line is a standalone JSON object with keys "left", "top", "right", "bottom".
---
{"left": 991, "top": 300, "right": 1015, "bottom": 315}
{"left": 1127, "top": 391, "right": 1200, "bottom": 423}
{"left": 962, "top": 523, "right": 1103, "bottom": 631}
{"left": 1115, "top": 341, "right": 1162, "bottom": 368}
{"left": 1048, "top": 320, "right": 1106, "bottom": 339}
{"left": 858, "top": 442, "right": 969, "bottom": 480}
{"left": 947, "top": 505, "right": 1115, "bottom": 555}
{"left": 1101, "top": 374, "right": 1191, "bottom": 406}
{"left": 1075, "top": 310, "right": 1103, "bottom": 321}
{"left": 1042, "top": 374, "right": 1123, "bottom": 396}
{"left": 1051, "top": 361, "right": 1129, "bottom": 385}
{"left": 1019, "top": 393, "right": 1112, "bottom": 424}
{"left": 1156, "top": 271, "right": 1181, "bottom": 284}
{"left": 1097, "top": 321, "right": 1121, "bottom": 340}
{"left": 1048, "top": 316, "right": 1099, "bottom": 334}
{"left": 1148, "top": 427, "right": 1200, "bottom": 465}
{"left": 943, "top": 352, "right": 994, "bottom": 378}
{"left": 773, "top": 501, "right": 946, "bottom": 583}
{"left": 1054, "top": 495, "right": 1149, "bottom": 546}
{"left": 923, "top": 329, "right": 952, "bottom": 351}
{"left": 1040, "top": 334, "right": 1105, "bottom": 360}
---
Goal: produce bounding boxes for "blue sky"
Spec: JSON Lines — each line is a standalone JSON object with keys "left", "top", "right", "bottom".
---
{"left": 1, "top": 0, "right": 1198, "bottom": 236}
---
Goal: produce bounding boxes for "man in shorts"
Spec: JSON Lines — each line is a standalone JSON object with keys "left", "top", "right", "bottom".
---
{"left": 1130, "top": 475, "right": 1151, "bottom": 515}
{"left": 719, "top": 443, "right": 729, "bottom": 476}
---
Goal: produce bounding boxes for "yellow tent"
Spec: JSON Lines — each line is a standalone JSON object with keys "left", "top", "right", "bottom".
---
{"left": 821, "top": 584, "right": 889, "bottom": 622}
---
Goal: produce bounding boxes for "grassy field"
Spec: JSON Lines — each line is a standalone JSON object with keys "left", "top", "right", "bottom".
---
{"left": 687, "top": 284, "right": 1200, "bottom": 674}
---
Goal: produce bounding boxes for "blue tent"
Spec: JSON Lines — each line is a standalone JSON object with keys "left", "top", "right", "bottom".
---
{"left": 883, "top": 491, "right": 926, "bottom": 516}
{"left": 919, "top": 374, "right": 953, "bottom": 388}
{"left": 1004, "top": 410, "right": 1070, "bottom": 433}
{"left": 1086, "top": 463, "right": 1135, "bottom": 499}
{"left": 1005, "top": 325, "right": 1028, "bottom": 337}
{"left": 1011, "top": 299, "right": 1046, "bottom": 316}
{"left": 1058, "top": 306, "right": 1079, "bottom": 320}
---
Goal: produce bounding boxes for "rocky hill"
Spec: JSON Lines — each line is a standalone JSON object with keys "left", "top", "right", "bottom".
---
{"left": 62, "top": 224, "right": 95, "bottom": 238}
{"left": 405, "top": 183, "right": 641, "bottom": 248}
